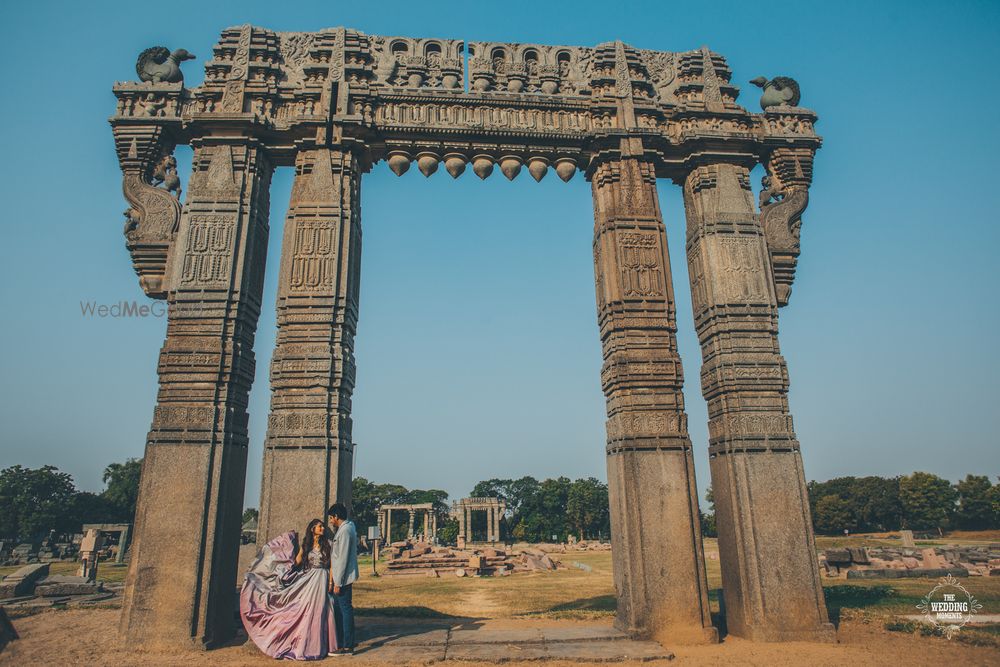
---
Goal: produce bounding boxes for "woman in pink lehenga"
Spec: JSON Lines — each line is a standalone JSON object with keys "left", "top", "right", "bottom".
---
{"left": 240, "top": 519, "right": 339, "bottom": 660}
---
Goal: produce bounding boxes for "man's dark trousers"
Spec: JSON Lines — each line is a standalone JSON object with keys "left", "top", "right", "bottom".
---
{"left": 332, "top": 584, "right": 355, "bottom": 649}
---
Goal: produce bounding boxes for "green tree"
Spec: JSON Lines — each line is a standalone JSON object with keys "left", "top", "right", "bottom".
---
{"left": 853, "top": 476, "right": 902, "bottom": 531}
{"left": 436, "top": 517, "right": 459, "bottom": 545}
{"left": 566, "top": 477, "right": 609, "bottom": 540}
{"left": 402, "top": 489, "right": 449, "bottom": 517}
{"left": 813, "top": 494, "right": 855, "bottom": 534}
{"left": 0, "top": 465, "right": 78, "bottom": 538}
{"left": 351, "top": 478, "right": 410, "bottom": 535}
{"left": 242, "top": 508, "right": 259, "bottom": 525}
{"left": 988, "top": 478, "right": 1000, "bottom": 519}
{"left": 70, "top": 491, "right": 118, "bottom": 527}
{"left": 471, "top": 476, "right": 541, "bottom": 540}
{"left": 701, "top": 486, "right": 717, "bottom": 537}
{"left": 101, "top": 458, "right": 142, "bottom": 522}
{"left": 807, "top": 476, "right": 902, "bottom": 532}
{"left": 955, "top": 475, "right": 995, "bottom": 530}
{"left": 899, "top": 472, "right": 957, "bottom": 532}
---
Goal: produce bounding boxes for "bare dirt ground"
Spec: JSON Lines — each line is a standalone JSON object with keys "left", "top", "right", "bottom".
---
{"left": 2, "top": 607, "right": 998, "bottom": 666}
{"left": 3, "top": 541, "right": 998, "bottom": 665}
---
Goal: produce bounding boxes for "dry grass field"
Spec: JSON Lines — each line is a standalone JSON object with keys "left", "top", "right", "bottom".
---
{"left": 2, "top": 532, "right": 998, "bottom": 665}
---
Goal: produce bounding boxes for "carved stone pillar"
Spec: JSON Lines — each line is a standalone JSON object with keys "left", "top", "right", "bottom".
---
{"left": 407, "top": 510, "right": 416, "bottom": 539}
{"left": 257, "top": 148, "right": 363, "bottom": 543}
{"left": 681, "top": 162, "right": 833, "bottom": 641}
{"left": 591, "top": 157, "right": 716, "bottom": 644}
{"left": 120, "top": 139, "right": 273, "bottom": 648}
{"left": 385, "top": 508, "right": 392, "bottom": 542}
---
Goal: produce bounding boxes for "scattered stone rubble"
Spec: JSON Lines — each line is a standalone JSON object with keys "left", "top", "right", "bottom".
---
{"left": 0, "top": 563, "right": 116, "bottom": 611}
{"left": 539, "top": 540, "right": 612, "bottom": 554}
{"left": 821, "top": 543, "right": 1000, "bottom": 579}
{"left": 382, "top": 541, "right": 567, "bottom": 577}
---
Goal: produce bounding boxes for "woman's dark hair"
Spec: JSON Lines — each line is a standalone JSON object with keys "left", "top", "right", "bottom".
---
{"left": 300, "top": 518, "right": 331, "bottom": 569}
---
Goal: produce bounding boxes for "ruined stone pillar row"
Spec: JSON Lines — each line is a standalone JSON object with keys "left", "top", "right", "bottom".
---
{"left": 258, "top": 148, "right": 364, "bottom": 544}
{"left": 121, "top": 140, "right": 274, "bottom": 649}
{"left": 590, "top": 158, "right": 717, "bottom": 645}
{"left": 681, "top": 163, "right": 833, "bottom": 642}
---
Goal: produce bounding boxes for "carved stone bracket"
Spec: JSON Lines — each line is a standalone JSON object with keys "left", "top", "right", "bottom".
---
{"left": 112, "top": 123, "right": 183, "bottom": 299}
{"left": 759, "top": 145, "right": 815, "bottom": 306}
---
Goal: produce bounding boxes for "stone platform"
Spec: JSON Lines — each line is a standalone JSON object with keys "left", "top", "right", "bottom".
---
{"left": 347, "top": 617, "right": 673, "bottom": 663}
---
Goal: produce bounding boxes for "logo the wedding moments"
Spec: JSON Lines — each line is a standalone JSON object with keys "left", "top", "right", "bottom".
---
{"left": 80, "top": 300, "right": 166, "bottom": 318}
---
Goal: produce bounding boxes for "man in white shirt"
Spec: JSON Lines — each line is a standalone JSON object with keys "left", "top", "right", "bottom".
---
{"left": 327, "top": 502, "right": 359, "bottom": 655}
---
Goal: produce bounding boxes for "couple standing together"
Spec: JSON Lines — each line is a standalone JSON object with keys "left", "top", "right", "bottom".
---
{"left": 241, "top": 503, "right": 359, "bottom": 659}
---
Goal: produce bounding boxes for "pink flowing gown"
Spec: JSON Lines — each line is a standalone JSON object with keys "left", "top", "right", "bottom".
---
{"left": 240, "top": 531, "right": 339, "bottom": 660}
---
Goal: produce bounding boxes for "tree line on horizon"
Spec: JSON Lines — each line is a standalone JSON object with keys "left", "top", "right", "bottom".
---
{"left": 1, "top": 462, "right": 997, "bottom": 542}
{"left": 700, "top": 472, "right": 1000, "bottom": 537}
{"left": 346, "top": 476, "right": 611, "bottom": 544}
{"left": 0, "top": 460, "right": 141, "bottom": 540}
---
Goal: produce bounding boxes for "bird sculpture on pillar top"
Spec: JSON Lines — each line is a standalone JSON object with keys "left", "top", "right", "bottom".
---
{"left": 136, "top": 47, "right": 196, "bottom": 84}
{"left": 750, "top": 76, "right": 801, "bottom": 110}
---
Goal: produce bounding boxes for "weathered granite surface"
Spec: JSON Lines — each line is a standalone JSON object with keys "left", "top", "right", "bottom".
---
{"left": 110, "top": 25, "right": 824, "bottom": 648}
{"left": 0, "top": 564, "right": 49, "bottom": 599}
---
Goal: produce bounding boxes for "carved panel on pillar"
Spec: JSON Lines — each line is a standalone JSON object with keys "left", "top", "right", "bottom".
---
{"left": 120, "top": 139, "right": 273, "bottom": 649}
{"left": 257, "top": 147, "right": 364, "bottom": 543}
{"left": 681, "top": 161, "right": 832, "bottom": 642}
{"left": 591, "top": 156, "right": 716, "bottom": 644}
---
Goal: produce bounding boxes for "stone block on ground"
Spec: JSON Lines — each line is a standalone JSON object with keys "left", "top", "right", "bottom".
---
{"left": 848, "top": 547, "right": 869, "bottom": 564}
{"left": 0, "top": 563, "right": 49, "bottom": 599}
{"left": 824, "top": 549, "right": 851, "bottom": 565}
{"left": 34, "top": 575, "right": 104, "bottom": 597}
{"left": 920, "top": 548, "right": 943, "bottom": 569}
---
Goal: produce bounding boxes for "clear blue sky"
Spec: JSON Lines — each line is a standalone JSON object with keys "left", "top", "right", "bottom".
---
{"left": 0, "top": 1, "right": 997, "bottom": 510}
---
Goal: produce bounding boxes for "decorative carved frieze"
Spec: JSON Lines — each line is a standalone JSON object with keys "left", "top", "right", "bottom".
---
{"left": 370, "top": 35, "right": 464, "bottom": 90}
{"left": 467, "top": 41, "right": 591, "bottom": 95}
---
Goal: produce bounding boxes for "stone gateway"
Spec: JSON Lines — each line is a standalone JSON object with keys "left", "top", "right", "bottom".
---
{"left": 109, "top": 25, "right": 830, "bottom": 648}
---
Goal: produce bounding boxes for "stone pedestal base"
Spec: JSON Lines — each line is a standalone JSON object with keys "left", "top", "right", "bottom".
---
{"left": 711, "top": 450, "right": 833, "bottom": 642}
{"left": 121, "top": 442, "right": 248, "bottom": 648}
{"left": 607, "top": 449, "right": 718, "bottom": 645}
